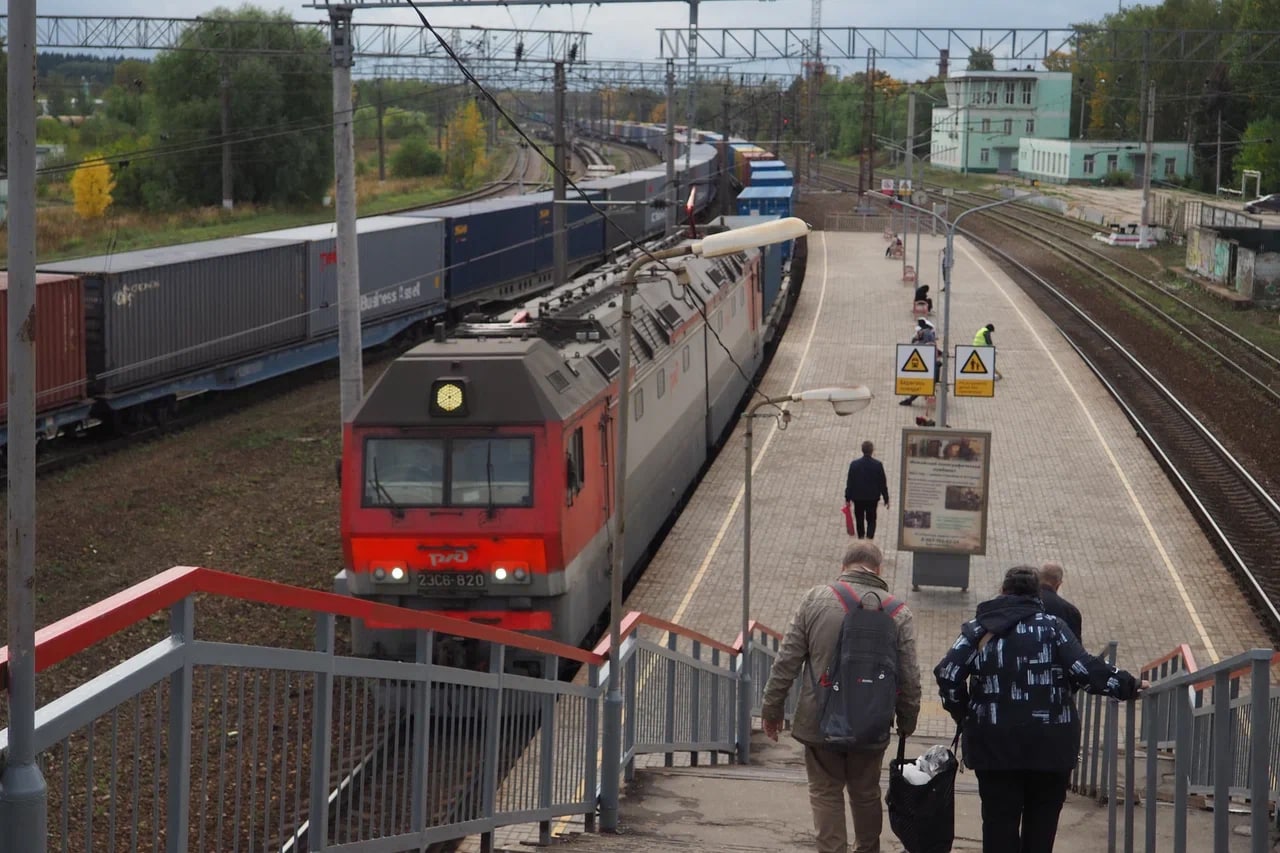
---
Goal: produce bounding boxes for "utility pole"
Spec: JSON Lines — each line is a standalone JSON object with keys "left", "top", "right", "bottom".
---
{"left": 1216, "top": 109, "right": 1223, "bottom": 195}
{"left": 1078, "top": 74, "right": 1087, "bottom": 139}
{"left": 774, "top": 90, "right": 782, "bottom": 154}
{"left": 330, "top": 7, "right": 363, "bottom": 424}
{"left": 220, "top": 60, "right": 233, "bottom": 210}
{"left": 859, "top": 49, "right": 876, "bottom": 194}
{"left": 376, "top": 79, "right": 386, "bottom": 182}
{"left": 907, "top": 91, "right": 920, "bottom": 278}
{"left": 553, "top": 61, "right": 568, "bottom": 287}
{"left": 685, "top": 0, "right": 698, "bottom": 179}
{"left": 2, "top": 0, "right": 49, "bottom": 841}
{"left": 1139, "top": 81, "right": 1156, "bottom": 247}
{"left": 666, "top": 59, "right": 677, "bottom": 235}
{"left": 720, "top": 79, "right": 731, "bottom": 216}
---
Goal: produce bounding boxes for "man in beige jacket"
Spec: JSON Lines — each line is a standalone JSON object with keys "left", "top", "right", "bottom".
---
{"left": 761, "top": 541, "right": 921, "bottom": 853}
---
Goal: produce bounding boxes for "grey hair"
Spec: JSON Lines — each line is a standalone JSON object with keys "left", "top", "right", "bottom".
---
{"left": 842, "top": 541, "right": 883, "bottom": 572}
{"left": 1040, "top": 562, "right": 1065, "bottom": 589}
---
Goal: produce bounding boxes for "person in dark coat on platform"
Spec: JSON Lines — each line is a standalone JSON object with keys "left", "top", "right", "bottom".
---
{"left": 1039, "top": 562, "right": 1083, "bottom": 644}
{"left": 934, "top": 567, "right": 1144, "bottom": 853}
{"left": 844, "top": 441, "right": 890, "bottom": 539}
{"left": 914, "top": 284, "right": 932, "bottom": 312}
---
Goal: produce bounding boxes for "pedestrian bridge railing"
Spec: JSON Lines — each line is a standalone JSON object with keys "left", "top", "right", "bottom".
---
{"left": 0, "top": 566, "right": 793, "bottom": 853}
{"left": 1077, "top": 641, "right": 1278, "bottom": 853}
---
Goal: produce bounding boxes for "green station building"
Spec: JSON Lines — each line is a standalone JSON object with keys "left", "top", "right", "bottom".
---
{"left": 930, "top": 69, "right": 1192, "bottom": 183}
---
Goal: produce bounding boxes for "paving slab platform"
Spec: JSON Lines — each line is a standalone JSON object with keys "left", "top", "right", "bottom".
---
{"left": 469, "top": 229, "right": 1273, "bottom": 851}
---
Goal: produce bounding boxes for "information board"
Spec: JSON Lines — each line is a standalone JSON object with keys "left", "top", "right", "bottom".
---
{"left": 897, "top": 428, "right": 992, "bottom": 555}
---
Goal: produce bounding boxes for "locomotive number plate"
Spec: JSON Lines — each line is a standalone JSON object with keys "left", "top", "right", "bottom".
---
{"left": 417, "top": 572, "right": 486, "bottom": 593}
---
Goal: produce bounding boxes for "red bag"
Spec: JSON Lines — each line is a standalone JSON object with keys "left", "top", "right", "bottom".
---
{"left": 842, "top": 503, "right": 856, "bottom": 536}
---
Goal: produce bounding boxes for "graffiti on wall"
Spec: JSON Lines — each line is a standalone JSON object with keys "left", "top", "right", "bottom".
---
{"left": 1212, "top": 239, "right": 1231, "bottom": 281}
{"left": 1235, "top": 247, "right": 1255, "bottom": 298}
{"left": 1186, "top": 228, "right": 1203, "bottom": 274}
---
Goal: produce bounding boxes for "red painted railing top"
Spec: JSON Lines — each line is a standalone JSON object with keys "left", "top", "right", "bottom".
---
{"left": 0, "top": 567, "right": 769, "bottom": 691}
{"left": 1141, "top": 643, "right": 1198, "bottom": 678}
{"left": 590, "top": 612, "right": 740, "bottom": 659}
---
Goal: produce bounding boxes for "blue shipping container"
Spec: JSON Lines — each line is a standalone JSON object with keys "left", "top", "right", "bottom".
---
{"left": 524, "top": 189, "right": 605, "bottom": 270}
{"left": 752, "top": 170, "right": 795, "bottom": 187}
{"left": 397, "top": 198, "right": 538, "bottom": 306}
{"left": 737, "top": 186, "right": 794, "bottom": 219}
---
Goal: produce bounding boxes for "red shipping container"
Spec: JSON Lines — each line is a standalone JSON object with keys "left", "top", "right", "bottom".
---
{"left": 0, "top": 272, "right": 87, "bottom": 423}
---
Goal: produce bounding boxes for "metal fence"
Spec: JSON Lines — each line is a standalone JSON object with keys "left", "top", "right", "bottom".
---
{"left": 0, "top": 567, "right": 792, "bottom": 853}
{"left": 1082, "top": 644, "right": 1278, "bottom": 853}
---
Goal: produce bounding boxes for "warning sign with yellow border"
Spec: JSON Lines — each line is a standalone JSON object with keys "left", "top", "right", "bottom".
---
{"left": 953, "top": 345, "right": 996, "bottom": 397}
{"left": 895, "top": 343, "right": 936, "bottom": 396}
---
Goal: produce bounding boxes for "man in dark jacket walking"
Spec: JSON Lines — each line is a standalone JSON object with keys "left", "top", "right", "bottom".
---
{"left": 844, "top": 441, "right": 890, "bottom": 539}
{"left": 934, "top": 566, "right": 1143, "bottom": 853}
{"left": 1040, "top": 562, "right": 1083, "bottom": 644}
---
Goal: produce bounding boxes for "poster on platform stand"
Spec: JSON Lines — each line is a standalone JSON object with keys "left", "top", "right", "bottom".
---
{"left": 897, "top": 428, "right": 992, "bottom": 555}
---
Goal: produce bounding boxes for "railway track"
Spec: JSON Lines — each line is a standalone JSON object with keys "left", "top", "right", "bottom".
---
{"left": 956, "top": 224, "right": 1280, "bottom": 634}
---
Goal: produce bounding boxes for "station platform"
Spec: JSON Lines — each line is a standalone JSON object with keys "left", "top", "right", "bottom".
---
{"left": 469, "top": 229, "right": 1272, "bottom": 850}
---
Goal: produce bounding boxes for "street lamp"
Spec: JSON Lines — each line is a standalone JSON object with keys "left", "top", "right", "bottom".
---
{"left": 891, "top": 194, "right": 1034, "bottom": 426}
{"left": 738, "top": 385, "right": 873, "bottom": 764}
{"left": 599, "top": 215, "right": 811, "bottom": 831}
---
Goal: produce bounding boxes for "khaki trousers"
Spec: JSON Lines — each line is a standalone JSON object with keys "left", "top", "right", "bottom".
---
{"left": 803, "top": 745, "right": 887, "bottom": 853}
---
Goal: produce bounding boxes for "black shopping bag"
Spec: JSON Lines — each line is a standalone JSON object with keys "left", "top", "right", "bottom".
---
{"left": 885, "top": 732, "right": 960, "bottom": 853}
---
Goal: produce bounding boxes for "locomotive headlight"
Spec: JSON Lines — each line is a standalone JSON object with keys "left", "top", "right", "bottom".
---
{"left": 371, "top": 564, "right": 409, "bottom": 583}
{"left": 389, "top": 566, "right": 406, "bottom": 582}
{"left": 430, "top": 378, "right": 469, "bottom": 417}
{"left": 491, "top": 563, "right": 530, "bottom": 584}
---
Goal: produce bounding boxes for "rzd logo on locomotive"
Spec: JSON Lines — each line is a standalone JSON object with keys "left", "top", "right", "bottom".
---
{"left": 425, "top": 549, "right": 470, "bottom": 568}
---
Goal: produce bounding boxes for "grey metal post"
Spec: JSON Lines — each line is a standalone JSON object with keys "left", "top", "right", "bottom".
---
{"left": 1211, "top": 668, "right": 1231, "bottom": 851}
{"left": 1173, "top": 685, "right": 1192, "bottom": 853}
{"left": 553, "top": 61, "right": 568, "bottom": 287}
{"left": 538, "top": 653, "right": 557, "bottom": 846}
{"left": 376, "top": 79, "right": 386, "bottom": 182}
{"left": 905, "top": 92, "right": 915, "bottom": 192}
{"left": 602, "top": 247, "right": 693, "bottom": 831}
{"left": 308, "top": 614, "right": 335, "bottom": 851}
{"left": 1215, "top": 110, "right": 1222, "bottom": 195}
{"left": 939, "top": 230, "right": 954, "bottom": 425}
{"left": 583, "top": 665, "right": 599, "bottom": 832}
{"left": 220, "top": 60, "right": 233, "bottom": 210}
{"left": 739, "top": 409, "right": 754, "bottom": 764}
{"left": 1124, "top": 700, "right": 1136, "bottom": 853}
{"left": 1, "top": 0, "right": 49, "bottom": 843}
{"left": 166, "top": 598, "right": 194, "bottom": 853}
{"left": 1247, "top": 654, "right": 1270, "bottom": 853}
{"left": 684, "top": 0, "right": 698, "bottom": 178}
{"left": 1144, "top": 694, "right": 1159, "bottom": 852}
{"left": 689, "top": 641, "right": 702, "bottom": 766}
{"left": 665, "top": 60, "right": 677, "bottom": 235}
{"left": 331, "top": 8, "right": 363, "bottom": 423}
{"left": 1139, "top": 81, "right": 1155, "bottom": 246}
{"left": 410, "top": 631, "right": 434, "bottom": 832}
{"left": 479, "top": 644, "right": 504, "bottom": 852}
{"left": 664, "top": 632, "right": 677, "bottom": 767}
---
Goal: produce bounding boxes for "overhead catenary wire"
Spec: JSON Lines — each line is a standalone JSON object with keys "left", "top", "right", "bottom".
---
{"left": 403, "top": 0, "right": 781, "bottom": 411}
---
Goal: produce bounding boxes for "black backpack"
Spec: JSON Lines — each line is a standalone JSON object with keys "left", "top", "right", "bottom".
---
{"left": 808, "top": 582, "right": 904, "bottom": 751}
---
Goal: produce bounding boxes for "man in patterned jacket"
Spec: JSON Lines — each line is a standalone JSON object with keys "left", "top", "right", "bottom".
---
{"left": 934, "top": 566, "right": 1144, "bottom": 853}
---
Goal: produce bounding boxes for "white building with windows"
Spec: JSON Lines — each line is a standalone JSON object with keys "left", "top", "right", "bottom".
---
{"left": 930, "top": 70, "right": 1071, "bottom": 174}
{"left": 1017, "top": 138, "right": 1192, "bottom": 184}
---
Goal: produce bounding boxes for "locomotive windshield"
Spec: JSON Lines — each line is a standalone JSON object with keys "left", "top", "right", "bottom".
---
{"left": 363, "top": 437, "right": 534, "bottom": 508}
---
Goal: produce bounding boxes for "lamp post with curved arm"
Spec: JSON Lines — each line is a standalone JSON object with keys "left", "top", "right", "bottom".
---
{"left": 599, "top": 216, "right": 811, "bottom": 830}
{"left": 739, "top": 385, "right": 873, "bottom": 764}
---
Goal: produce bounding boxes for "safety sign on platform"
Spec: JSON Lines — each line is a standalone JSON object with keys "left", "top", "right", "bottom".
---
{"left": 895, "top": 343, "right": 936, "bottom": 396}
{"left": 953, "top": 345, "right": 996, "bottom": 397}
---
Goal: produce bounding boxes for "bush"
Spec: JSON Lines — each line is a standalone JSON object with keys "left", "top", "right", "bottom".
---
{"left": 385, "top": 107, "right": 429, "bottom": 140}
{"left": 391, "top": 138, "right": 444, "bottom": 178}
{"left": 1098, "top": 170, "right": 1132, "bottom": 187}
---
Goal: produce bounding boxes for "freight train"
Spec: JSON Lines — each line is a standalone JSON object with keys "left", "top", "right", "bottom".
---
{"left": 0, "top": 123, "right": 722, "bottom": 454}
{"left": 335, "top": 127, "right": 801, "bottom": 671}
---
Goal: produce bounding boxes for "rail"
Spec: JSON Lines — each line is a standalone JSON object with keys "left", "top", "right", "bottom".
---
{"left": 1079, "top": 643, "right": 1278, "bottom": 853}
{"left": 0, "top": 567, "right": 793, "bottom": 852}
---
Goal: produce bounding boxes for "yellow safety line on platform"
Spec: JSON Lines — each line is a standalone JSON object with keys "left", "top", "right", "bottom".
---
{"left": 547, "top": 232, "right": 833, "bottom": 841}
{"left": 957, "top": 241, "right": 1220, "bottom": 664}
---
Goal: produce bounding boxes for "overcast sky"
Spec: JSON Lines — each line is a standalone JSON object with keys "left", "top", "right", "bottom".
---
{"left": 41, "top": 0, "right": 1122, "bottom": 80}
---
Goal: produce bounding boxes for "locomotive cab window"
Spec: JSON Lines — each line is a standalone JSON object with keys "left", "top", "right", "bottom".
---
{"left": 363, "top": 436, "right": 533, "bottom": 508}
{"left": 566, "top": 427, "right": 586, "bottom": 501}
